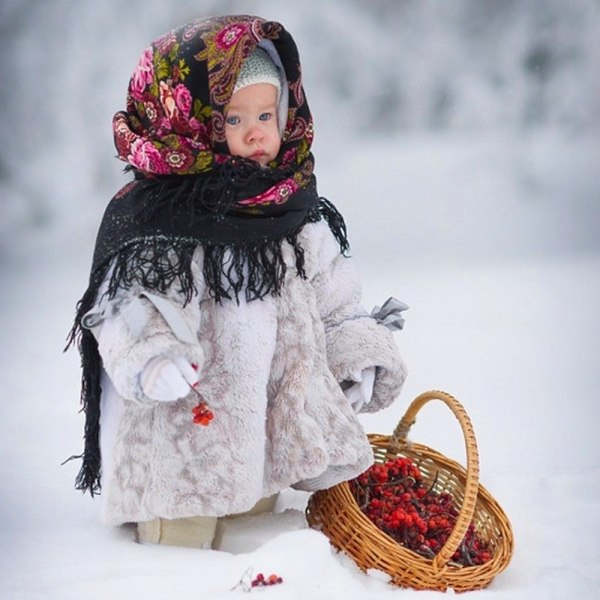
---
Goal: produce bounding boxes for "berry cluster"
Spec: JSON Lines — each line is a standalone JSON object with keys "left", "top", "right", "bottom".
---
{"left": 350, "top": 457, "right": 492, "bottom": 566}
{"left": 192, "top": 400, "right": 214, "bottom": 426}
{"left": 251, "top": 572, "right": 283, "bottom": 587}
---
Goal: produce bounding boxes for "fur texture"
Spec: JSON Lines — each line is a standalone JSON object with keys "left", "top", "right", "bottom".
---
{"left": 91, "top": 221, "right": 406, "bottom": 525}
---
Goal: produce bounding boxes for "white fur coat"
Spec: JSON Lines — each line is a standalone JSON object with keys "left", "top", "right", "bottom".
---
{"left": 85, "top": 221, "right": 406, "bottom": 525}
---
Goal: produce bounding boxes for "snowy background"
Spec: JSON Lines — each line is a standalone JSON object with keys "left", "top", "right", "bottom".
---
{"left": 1, "top": 1, "right": 599, "bottom": 598}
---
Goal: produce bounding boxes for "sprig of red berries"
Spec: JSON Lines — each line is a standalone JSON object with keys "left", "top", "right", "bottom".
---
{"left": 251, "top": 572, "right": 283, "bottom": 587}
{"left": 191, "top": 400, "right": 214, "bottom": 426}
{"left": 189, "top": 383, "right": 214, "bottom": 426}
{"left": 350, "top": 457, "right": 492, "bottom": 566}
{"left": 231, "top": 567, "right": 283, "bottom": 592}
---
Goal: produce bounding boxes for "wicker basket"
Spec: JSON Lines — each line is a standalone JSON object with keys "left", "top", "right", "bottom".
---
{"left": 306, "top": 390, "right": 514, "bottom": 592}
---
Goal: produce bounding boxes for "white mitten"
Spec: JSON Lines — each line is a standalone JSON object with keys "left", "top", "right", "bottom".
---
{"left": 343, "top": 367, "right": 376, "bottom": 412}
{"left": 139, "top": 356, "right": 199, "bottom": 402}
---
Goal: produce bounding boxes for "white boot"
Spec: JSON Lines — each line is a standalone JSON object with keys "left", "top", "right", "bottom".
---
{"left": 137, "top": 515, "right": 218, "bottom": 549}
{"left": 212, "top": 494, "right": 282, "bottom": 551}
{"left": 136, "top": 494, "right": 279, "bottom": 550}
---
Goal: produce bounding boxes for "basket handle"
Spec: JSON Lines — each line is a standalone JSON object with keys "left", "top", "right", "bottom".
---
{"left": 390, "top": 390, "right": 481, "bottom": 572}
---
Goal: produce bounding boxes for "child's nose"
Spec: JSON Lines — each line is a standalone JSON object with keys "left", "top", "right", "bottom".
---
{"left": 246, "top": 124, "right": 265, "bottom": 144}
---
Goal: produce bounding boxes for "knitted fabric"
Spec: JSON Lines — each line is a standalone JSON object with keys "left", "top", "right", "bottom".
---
{"left": 233, "top": 47, "right": 282, "bottom": 98}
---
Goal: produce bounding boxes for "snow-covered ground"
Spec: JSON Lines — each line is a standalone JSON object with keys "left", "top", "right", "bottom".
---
{"left": 1, "top": 130, "right": 599, "bottom": 599}
{"left": 1, "top": 1, "right": 599, "bottom": 598}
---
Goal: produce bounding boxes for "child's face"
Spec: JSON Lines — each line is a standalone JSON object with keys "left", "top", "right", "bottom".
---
{"left": 225, "top": 83, "right": 281, "bottom": 167}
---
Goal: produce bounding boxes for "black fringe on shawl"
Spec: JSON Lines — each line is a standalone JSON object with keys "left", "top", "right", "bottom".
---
{"left": 309, "top": 196, "right": 350, "bottom": 256}
{"left": 63, "top": 265, "right": 112, "bottom": 496}
{"left": 65, "top": 189, "right": 349, "bottom": 496}
{"left": 128, "top": 158, "right": 292, "bottom": 223}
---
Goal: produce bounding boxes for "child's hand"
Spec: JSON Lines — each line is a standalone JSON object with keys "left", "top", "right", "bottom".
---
{"left": 140, "top": 356, "right": 199, "bottom": 401}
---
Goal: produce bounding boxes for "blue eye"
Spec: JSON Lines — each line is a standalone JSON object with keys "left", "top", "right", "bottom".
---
{"left": 226, "top": 115, "right": 240, "bottom": 126}
{"left": 259, "top": 112, "right": 273, "bottom": 122}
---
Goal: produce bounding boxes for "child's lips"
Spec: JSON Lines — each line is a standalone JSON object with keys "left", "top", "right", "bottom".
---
{"left": 250, "top": 150, "right": 266, "bottom": 160}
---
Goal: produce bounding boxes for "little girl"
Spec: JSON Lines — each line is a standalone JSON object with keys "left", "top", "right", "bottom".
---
{"left": 68, "top": 14, "right": 407, "bottom": 549}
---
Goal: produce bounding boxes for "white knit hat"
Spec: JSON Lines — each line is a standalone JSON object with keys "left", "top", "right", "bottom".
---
{"left": 233, "top": 47, "right": 283, "bottom": 99}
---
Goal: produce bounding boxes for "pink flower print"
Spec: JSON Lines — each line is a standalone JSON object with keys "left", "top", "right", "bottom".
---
{"left": 215, "top": 23, "right": 249, "bottom": 50}
{"left": 163, "top": 148, "right": 194, "bottom": 172}
{"left": 144, "top": 101, "right": 159, "bottom": 126}
{"left": 173, "top": 84, "right": 192, "bottom": 116}
{"left": 281, "top": 148, "right": 297, "bottom": 166}
{"left": 114, "top": 132, "right": 131, "bottom": 161}
{"left": 129, "top": 139, "right": 170, "bottom": 174}
{"left": 113, "top": 114, "right": 137, "bottom": 159}
{"left": 160, "top": 82, "right": 201, "bottom": 135}
{"left": 188, "top": 136, "right": 209, "bottom": 152}
{"left": 157, "top": 116, "right": 172, "bottom": 134}
{"left": 188, "top": 117, "right": 201, "bottom": 134}
{"left": 188, "top": 118, "right": 210, "bottom": 144}
{"left": 114, "top": 114, "right": 134, "bottom": 140}
{"left": 130, "top": 47, "right": 154, "bottom": 101}
{"left": 238, "top": 179, "right": 298, "bottom": 206}
{"left": 181, "top": 19, "right": 205, "bottom": 43}
{"left": 159, "top": 81, "right": 178, "bottom": 121}
{"left": 273, "top": 181, "right": 297, "bottom": 204}
{"left": 154, "top": 31, "right": 177, "bottom": 55}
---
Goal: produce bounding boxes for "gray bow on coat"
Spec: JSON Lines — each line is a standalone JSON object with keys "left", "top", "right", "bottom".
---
{"left": 371, "top": 297, "right": 409, "bottom": 331}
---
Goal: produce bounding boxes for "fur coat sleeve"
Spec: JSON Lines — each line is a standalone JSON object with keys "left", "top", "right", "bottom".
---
{"left": 302, "top": 222, "right": 407, "bottom": 413}
{"left": 83, "top": 250, "right": 206, "bottom": 403}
